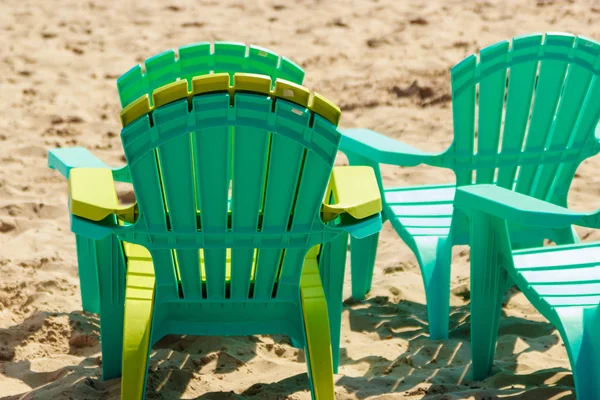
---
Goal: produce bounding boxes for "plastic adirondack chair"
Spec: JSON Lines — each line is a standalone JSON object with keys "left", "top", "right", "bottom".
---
{"left": 48, "top": 42, "right": 306, "bottom": 316}
{"left": 56, "top": 72, "right": 383, "bottom": 400}
{"left": 339, "top": 32, "right": 600, "bottom": 340}
{"left": 455, "top": 185, "right": 600, "bottom": 399}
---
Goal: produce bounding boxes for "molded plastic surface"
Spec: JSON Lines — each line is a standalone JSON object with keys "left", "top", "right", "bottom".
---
{"left": 339, "top": 33, "right": 600, "bottom": 344}
{"left": 51, "top": 56, "right": 382, "bottom": 399}
{"left": 455, "top": 184, "right": 600, "bottom": 399}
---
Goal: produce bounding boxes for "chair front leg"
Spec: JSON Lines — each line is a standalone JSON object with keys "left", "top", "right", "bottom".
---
{"left": 468, "top": 212, "right": 510, "bottom": 380}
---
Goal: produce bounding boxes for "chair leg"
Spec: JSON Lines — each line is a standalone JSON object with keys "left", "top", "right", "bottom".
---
{"left": 469, "top": 214, "right": 508, "bottom": 380}
{"left": 121, "top": 260, "right": 156, "bottom": 400}
{"left": 555, "top": 306, "right": 600, "bottom": 400}
{"left": 96, "top": 236, "right": 126, "bottom": 380}
{"left": 300, "top": 260, "right": 334, "bottom": 400}
{"left": 350, "top": 233, "right": 379, "bottom": 300}
{"left": 319, "top": 232, "right": 348, "bottom": 373}
{"left": 414, "top": 236, "right": 452, "bottom": 340}
{"left": 75, "top": 235, "right": 101, "bottom": 315}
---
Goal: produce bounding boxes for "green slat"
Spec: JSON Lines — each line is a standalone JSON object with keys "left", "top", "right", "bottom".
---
{"left": 213, "top": 42, "right": 247, "bottom": 81}
{"left": 476, "top": 41, "right": 509, "bottom": 184}
{"left": 278, "top": 116, "right": 341, "bottom": 298}
{"left": 450, "top": 55, "right": 477, "bottom": 186}
{"left": 230, "top": 94, "right": 271, "bottom": 300}
{"left": 278, "top": 56, "right": 305, "bottom": 85}
{"left": 121, "top": 117, "right": 179, "bottom": 300}
{"left": 155, "top": 100, "right": 203, "bottom": 300}
{"left": 253, "top": 101, "right": 309, "bottom": 300}
{"left": 192, "top": 93, "right": 231, "bottom": 300}
{"left": 496, "top": 34, "right": 542, "bottom": 189}
{"left": 534, "top": 66, "right": 593, "bottom": 199}
{"left": 117, "top": 64, "right": 145, "bottom": 108}
{"left": 276, "top": 248, "right": 307, "bottom": 299}
{"left": 247, "top": 45, "right": 279, "bottom": 82}
{"left": 551, "top": 76, "right": 600, "bottom": 204}
{"left": 542, "top": 37, "right": 600, "bottom": 201}
{"left": 178, "top": 42, "right": 212, "bottom": 88}
{"left": 144, "top": 50, "right": 178, "bottom": 106}
{"left": 515, "top": 33, "right": 575, "bottom": 196}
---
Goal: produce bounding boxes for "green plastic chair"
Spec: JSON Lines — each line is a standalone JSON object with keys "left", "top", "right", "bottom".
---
{"left": 339, "top": 32, "right": 600, "bottom": 340}
{"left": 48, "top": 42, "right": 306, "bottom": 317}
{"left": 53, "top": 72, "right": 382, "bottom": 400}
{"left": 455, "top": 185, "right": 600, "bottom": 399}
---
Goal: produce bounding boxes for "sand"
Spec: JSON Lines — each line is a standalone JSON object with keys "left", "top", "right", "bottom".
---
{"left": 0, "top": 0, "right": 599, "bottom": 398}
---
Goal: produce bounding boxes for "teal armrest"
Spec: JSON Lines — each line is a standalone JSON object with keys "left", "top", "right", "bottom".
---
{"left": 48, "top": 147, "right": 131, "bottom": 182}
{"left": 340, "top": 128, "right": 443, "bottom": 166}
{"left": 454, "top": 184, "right": 593, "bottom": 229}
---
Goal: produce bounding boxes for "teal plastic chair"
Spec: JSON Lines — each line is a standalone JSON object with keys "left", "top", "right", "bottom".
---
{"left": 52, "top": 72, "right": 382, "bottom": 399}
{"left": 455, "top": 185, "right": 600, "bottom": 399}
{"left": 48, "top": 42, "right": 306, "bottom": 316}
{"left": 339, "top": 33, "right": 600, "bottom": 340}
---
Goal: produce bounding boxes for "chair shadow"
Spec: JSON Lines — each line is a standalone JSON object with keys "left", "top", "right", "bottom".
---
{"left": 336, "top": 294, "right": 572, "bottom": 399}
{"left": 0, "top": 310, "right": 268, "bottom": 400}
{"left": 0, "top": 291, "right": 573, "bottom": 400}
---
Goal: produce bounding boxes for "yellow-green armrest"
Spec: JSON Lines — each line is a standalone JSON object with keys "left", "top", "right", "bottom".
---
{"left": 322, "top": 166, "right": 382, "bottom": 221}
{"left": 69, "top": 168, "right": 137, "bottom": 222}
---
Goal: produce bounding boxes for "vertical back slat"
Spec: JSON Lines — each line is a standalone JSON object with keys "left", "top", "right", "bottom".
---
{"left": 213, "top": 42, "right": 247, "bottom": 79}
{"left": 230, "top": 94, "right": 272, "bottom": 300}
{"left": 515, "top": 34, "right": 575, "bottom": 195}
{"left": 252, "top": 99, "right": 309, "bottom": 300}
{"left": 550, "top": 82, "right": 600, "bottom": 204}
{"left": 496, "top": 34, "right": 542, "bottom": 189}
{"left": 155, "top": 100, "right": 203, "bottom": 300}
{"left": 178, "top": 42, "right": 212, "bottom": 87}
{"left": 536, "top": 37, "right": 597, "bottom": 200}
{"left": 475, "top": 41, "right": 509, "bottom": 184}
{"left": 450, "top": 55, "right": 477, "bottom": 186}
{"left": 144, "top": 50, "right": 179, "bottom": 106}
{"left": 192, "top": 93, "right": 231, "bottom": 300}
{"left": 278, "top": 113, "right": 341, "bottom": 298}
{"left": 121, "top": 117, "right": 179, "bottom": 300}
{"left": 278, "top": 56, "right": 305, "bottom": 85}
{"left": 247, "top": 45, "right": 279, "bottom": 80}
{"left": 117, "top": 64, "right": 146, "bottom": 108}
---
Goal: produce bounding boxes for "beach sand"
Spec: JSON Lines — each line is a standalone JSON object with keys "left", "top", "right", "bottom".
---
{"left": 0, "top": 0, "right": 599, "bottom": 398}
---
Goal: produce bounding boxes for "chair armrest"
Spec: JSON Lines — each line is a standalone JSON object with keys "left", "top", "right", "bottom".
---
{"left": 335, "top": 213, "right": 383, "bottom": 239}
{"left": 322, "top": 166, "right": 382, "bottom": 221}
{"left": 340, "top": 128, "right": 443, "bottom": 166}
{"left": 454, "top": 184, "right": 593, "bottom": 229}
{"left": 48, "top": 147, "right": 131, "bottom": 182}
{"left": 69, "top": 168, "right": 136, "bottom": 222}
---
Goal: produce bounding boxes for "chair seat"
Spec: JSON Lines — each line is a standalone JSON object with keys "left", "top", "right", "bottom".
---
{"left": 512, "top": 243, "right": 600, "bottom": 308}
{"left": 384, "top": 183, "right": 455, "bottom": 237}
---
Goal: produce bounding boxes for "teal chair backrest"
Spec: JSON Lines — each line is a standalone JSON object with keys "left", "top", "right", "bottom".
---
{"left": 118, "top": 80, "right": 342, "bottom": 305}
{"left": 447, "top": 33, "right": 600, "bottom": 240}
{"left": 117, "top": 41, "right": 305, "bottom": 108}
{"left": 449, "top": 33, "right": 600, "bottom": 201}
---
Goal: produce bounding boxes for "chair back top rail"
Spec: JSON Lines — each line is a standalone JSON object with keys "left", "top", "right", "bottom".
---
{"left": 117, "top": 42, "right": 305, "bottom": 108}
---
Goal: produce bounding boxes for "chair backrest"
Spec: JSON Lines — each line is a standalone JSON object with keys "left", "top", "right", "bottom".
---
{"left": 449, "top": 33, "right": 600, "bottom": 206}
{"left": 118, "top": 73, "right": 342, "bottom": 304}
{"left": 116, "top": 42, "right": 305, "bottom": 109}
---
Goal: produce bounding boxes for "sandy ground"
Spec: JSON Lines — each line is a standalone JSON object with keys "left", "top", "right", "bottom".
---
{"left": 1, "top": 0, "right": 600, "bottom": 398}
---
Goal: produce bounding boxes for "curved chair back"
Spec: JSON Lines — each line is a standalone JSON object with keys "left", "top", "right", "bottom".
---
{"left": 450, "top": 33, "right": 600, "bottom": 206}
{"left": 119, "top": 73, "right": 342, "bottom": 304}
